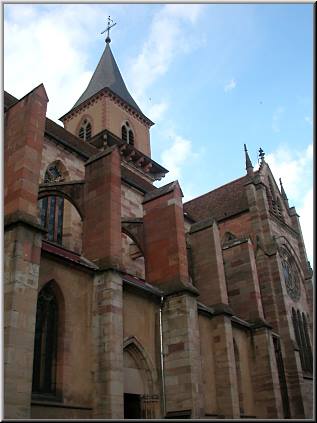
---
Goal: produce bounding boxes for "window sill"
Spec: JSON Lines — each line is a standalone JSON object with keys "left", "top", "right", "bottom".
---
{"left": 32, "top": 393, "right": 63, "bottom": 403}
{"left": 303, "top": 372, "right": 313, "bottom": 380}
{"left": 31, "top": 398, "right": 92, "bottom": 410}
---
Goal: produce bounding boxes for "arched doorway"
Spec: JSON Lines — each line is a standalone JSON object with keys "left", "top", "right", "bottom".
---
{"left": 123, "top": 337, "right": 159, "bottom": 419}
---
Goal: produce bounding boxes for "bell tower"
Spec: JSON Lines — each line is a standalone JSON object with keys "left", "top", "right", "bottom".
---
{"left": 60, "top": 18, "right": 154, "bottom": 157}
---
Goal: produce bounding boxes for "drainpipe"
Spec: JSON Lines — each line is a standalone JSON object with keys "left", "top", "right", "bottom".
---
{"left": 159, "top": 295, "right": 166, "bottom": 417}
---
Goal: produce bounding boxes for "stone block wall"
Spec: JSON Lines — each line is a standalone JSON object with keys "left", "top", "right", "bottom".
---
{"left": 223, "top": 238, "right": 264, "bottom": 322}
{"left": 4, "top": 84, "right": 48, "bottom": 419}
{"left": 189, "top": 219, "right": 228, "bottom": 307}
{"left": 40, "top": 137, "right": 85, "bottom": 183}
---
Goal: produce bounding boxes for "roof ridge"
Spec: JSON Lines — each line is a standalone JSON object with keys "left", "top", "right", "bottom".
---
{"left": 184, "top": 174, "right": 252, "bottom": 205}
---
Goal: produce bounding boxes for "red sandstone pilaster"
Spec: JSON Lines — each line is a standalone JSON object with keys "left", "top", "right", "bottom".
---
{"left": 83, "top": 146, "right": 122, "bottom": 268}
{"left": 223, "top": 237, "right": 264, "bottom": 322}
{"left": 4, "top": 85, "right": 48, "bottom": 419}
{"left": 4, "top": 84, "right": 48, "bottom": 221}
{"left": 143, "top": 181, "right": 196, "bottom": 295}
{"left": 189, "top": 219, "right": 228, "bottom": 306}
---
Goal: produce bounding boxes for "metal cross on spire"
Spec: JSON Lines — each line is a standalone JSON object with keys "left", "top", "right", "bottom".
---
{"left": 259, "top": 147, "right": 265, "bottom": 163}
{"left": 101, "top": 16, "right": 117, "bottom": 44}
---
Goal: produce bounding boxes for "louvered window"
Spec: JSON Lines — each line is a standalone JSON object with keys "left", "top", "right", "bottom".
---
{"left": 122, "top": 125, "right": 127, "bottom": 142}
{"left": 78, "top": 119, "right": 92, "bottom": 141}
{"left": 129, "top": 129, "right": 134, "bottom": 146}
{"left": 122, "top": 121, "right": 135, "bottom": 145}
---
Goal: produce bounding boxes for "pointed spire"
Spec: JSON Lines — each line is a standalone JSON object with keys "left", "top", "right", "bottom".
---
{"left": 279, "top": 178, "right": 287, "bottom": 200}
{"left": 71, "top": 43, "right": 142, "bottom": 114}
{"left": 244, "top": 144, "right": 254, "bottom": 176}
{"left": 279, "top": 177, "right": 289, "bottom": 208}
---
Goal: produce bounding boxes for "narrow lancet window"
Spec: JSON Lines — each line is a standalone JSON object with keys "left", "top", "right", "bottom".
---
{"left": 32, "top": 282, "right": 58, "bottom": 395}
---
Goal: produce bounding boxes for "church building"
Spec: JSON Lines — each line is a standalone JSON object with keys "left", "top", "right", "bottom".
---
{"left": 3, "top": 29, "right": 313, "bottom": 420}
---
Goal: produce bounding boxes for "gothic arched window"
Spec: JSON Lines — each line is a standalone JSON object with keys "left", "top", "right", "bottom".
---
{"left": 32, "top": 282, "right": 58, "bottom": 395}
{"left": 280, "top": 248, "right": 301, "bottom": 302}
{"left": 39, "top": 195, "right": 64, "bottom": 244}
{"left": 78, "top": 119, "right": 92, "bottom": 141}
{"left": 40, "top": 164, "right": 65, "bottom": 244}
{"left": 291, "top": 308, "right": 313, "bottom": 374}
{"left": 122, "top": 121, "right": 135, "bottom": 146}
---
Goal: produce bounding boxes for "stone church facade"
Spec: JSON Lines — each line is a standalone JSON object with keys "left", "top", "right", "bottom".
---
{"left": 4, "top": 36, "right": 314, "bottom": 420}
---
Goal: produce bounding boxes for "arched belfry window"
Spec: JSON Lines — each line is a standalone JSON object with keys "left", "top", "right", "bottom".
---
{"left": 32, "top": 282, "right": 58, "bottom": 395}
{"left": 122, "top": 121, "right": 134, "bottom": 146}
{"left": 78, "top": 119, "right": 92, "bottom": 141}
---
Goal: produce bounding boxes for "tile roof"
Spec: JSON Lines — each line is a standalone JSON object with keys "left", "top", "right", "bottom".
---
{"left": 184, "top": 174, "right": 255, "bottom": 222}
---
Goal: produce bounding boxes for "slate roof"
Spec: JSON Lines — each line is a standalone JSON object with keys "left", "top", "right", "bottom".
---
{"left": 4, "top": 91, "right": 99, "bottom": 159}
{"left": 184, "top": 174, "right": 257, "bottom": 222}
{"left": 70, "top": 43, "right": 144, "bottom": 117}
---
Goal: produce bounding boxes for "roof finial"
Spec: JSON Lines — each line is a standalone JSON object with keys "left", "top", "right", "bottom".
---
{"left": 244, "top": 144, "right": 254, "bottom": 176}
{"left": 279, "top": 177, "right": 288, "bottom": 199}
{"left": 279, "top": 177, "right": 289, "bottom": 208}
{"left": 101, "top": 16, "right": 117, "bottom": 44}
{"left": 258, "top": 147, "right": 265, "bottom": 163}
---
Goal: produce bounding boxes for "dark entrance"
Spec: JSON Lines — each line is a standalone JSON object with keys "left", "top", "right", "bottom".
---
{"left": 124, "top": 393, "right": 141, "bottom": 419}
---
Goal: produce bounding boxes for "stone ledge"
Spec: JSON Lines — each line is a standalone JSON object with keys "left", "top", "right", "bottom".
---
{"left": 250, "top": 318, "right": 272, "bottom": 330}
{"left": 31, "top": 400, "right": 92, "bottom": 410}
{"left": 211, "top": 303, "right": 234, "bottom": 317}
{"left": 143, "top": 181, "right": 182, "bottom": 204}
{"left": 4, "top": 211, "right": 46, "bottom": 233}
{"left": 84, "top": 144, "right": 117, "bottom": 166}
{"left": 189, "top": 218, "right": 215, "bottom": 234}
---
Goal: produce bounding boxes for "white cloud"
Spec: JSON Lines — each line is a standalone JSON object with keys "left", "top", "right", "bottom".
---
{"left": 4, "top": 4, "right": 104, "bottom": 122}
{"left": 160, "top": 131, "right": 193, "bottom": 184}
{"left": 147, "top": 101, "right": 169, "bottom": 122}
{"left": 272, "top": 106, "right": 284, "bottom": 133}
{"left": 224, "top": 78, "right": 236, "bottom": 92}
{"left": 127, "top": 4, "right": 203, "bottom": 121}
{"left": 264, "top": 143, "right": 313, "bottom": 264}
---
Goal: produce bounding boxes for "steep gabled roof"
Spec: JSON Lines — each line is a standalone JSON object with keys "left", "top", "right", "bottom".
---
{"left": 184, "top": 173, "right": 258, "bottom": 222}
{"left": 70, "top": 43, "right": 142, "bottom": 115}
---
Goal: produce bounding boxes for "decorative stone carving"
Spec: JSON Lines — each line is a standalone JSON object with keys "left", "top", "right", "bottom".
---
{"left": 280, "top": 248, "right": 301, "bottom": 302}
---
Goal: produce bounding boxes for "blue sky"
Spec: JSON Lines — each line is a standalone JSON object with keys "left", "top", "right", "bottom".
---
{"left": 4, "top": 3, "right": 313, "bottom": 263}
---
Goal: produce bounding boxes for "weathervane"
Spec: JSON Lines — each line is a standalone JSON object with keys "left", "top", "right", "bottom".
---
{"left": 101, "top": 16, "right": 117, "bottom": 43}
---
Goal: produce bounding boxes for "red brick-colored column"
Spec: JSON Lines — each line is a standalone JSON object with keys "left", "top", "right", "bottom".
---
{"left": 4, "top": 84, "right": 48, "bottom": 221}
{"left": 4, "top": 85, "right": 48, "bottom": 419}
{"left": 143, "top": 181, "right": 196, "bottom": 295}
{"left": 251, "top": 326, "right": 284, "bottom": 418}
{"left": 83, "top": 146, "right": 122, "bottom": 269}
{"left": 211, "top": 314, "right": 240, "bottom": 418}
{"left": 189, "top": 218, "right": 228, "bottom": 307}
{"left": 223, "top": 237, "right": 264, "bottom": 322}
{"left": 143, "top": 181, "right": 203, "bottom": 417}
{"left": 83, "top": 146, "right": 123, "bottom": 418}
